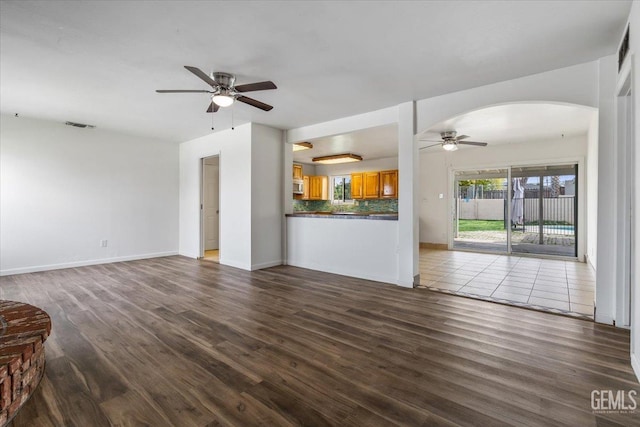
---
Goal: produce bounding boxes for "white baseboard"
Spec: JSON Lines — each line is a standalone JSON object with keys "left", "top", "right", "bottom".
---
{"left": 0, "top": 251, "right": 179, "bottom": 276}
{"left": 632, "top": 353, "right": 640, "bottom": 383}
{"left": 585, "top": 254, "right": 597, "bottom": 272}
{"left": 286, "top": 259, "right": 398, "bottom": 286}
{"left": 219, "top": 259, "right": 252, "bottom": 271}
{"left": 251, "top": 260, "right": 283, "bottom": 271}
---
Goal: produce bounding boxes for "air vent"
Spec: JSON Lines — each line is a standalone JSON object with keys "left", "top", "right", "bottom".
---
{"left": 65, "top": 121, "right": 95, "bottom": 129}
{"left": 618, "top": 25, "right": 630, "bottom": 72}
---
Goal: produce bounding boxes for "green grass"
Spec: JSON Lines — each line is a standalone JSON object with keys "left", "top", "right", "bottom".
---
{"left": 458, "top": 220, "right": 505, "bottom": 232}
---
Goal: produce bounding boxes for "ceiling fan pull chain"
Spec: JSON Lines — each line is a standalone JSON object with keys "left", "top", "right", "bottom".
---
{"left": 231, "top": 104, "right": 234, "bottom": 130}
{"left": 211, "top": 110, "right": 214, "bottom": 131}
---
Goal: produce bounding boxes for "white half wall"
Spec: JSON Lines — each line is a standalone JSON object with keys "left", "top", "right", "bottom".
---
{"left": 286, "top": 217, "right": 399, "bottom": 284}
{"left": 0, "top": 114, "right": 179, "bottom": 275}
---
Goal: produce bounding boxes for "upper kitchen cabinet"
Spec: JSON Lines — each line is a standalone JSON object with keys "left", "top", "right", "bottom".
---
{"left": 293, "top": 164, "right": 303, "bottom": 180}
{"left": 309, "top": 176, "right": 329, "bottom": 200}
{"left": 351, "top": 173, "right": 363, "bottom": 199}
{"left": 379, "top": 170, "right": 398, "bottom": 198}
{"left": 351, "top": 170, "right": 397, "bottom": 199}
{"left": 363, "top": 172, "right": 380, "bottom": 199}
{"left": 303, "top": 175, "right": 310, "bottom": 200}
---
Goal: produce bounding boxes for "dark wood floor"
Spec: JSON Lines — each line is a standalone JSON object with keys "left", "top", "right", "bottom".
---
{"left": 1, "top": 256, "right": 638, "bottom": 426}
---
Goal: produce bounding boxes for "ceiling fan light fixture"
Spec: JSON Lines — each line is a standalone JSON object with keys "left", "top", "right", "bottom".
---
{"left": 212, "top": 93, "right": 235, "bottom": 107}
{"left": 293, "top": 142, "right": 313, "bottom": 152}
{"left": 442, "top": 141, "right": 458, "bottom": 151}
{"left": 312, "top": 153, "right": 363, "bottom": 164}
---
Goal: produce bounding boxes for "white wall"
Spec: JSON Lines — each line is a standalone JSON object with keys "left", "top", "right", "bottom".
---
{"left": 420, "top": 135, "right": 589, "bottom": 255}
{"left": 179, "top": 123, "right": 284, "bottom": 271}
{"left": 296, "top": 163, "right": 317, "bottom": 176}
{"left": 179, "top": 124, "right": 252, "bottom": 268}
{"left": 622, "top": 2, "right": 640, "bottom": 381}
{"left": 251, "top": 124, "right": 284, "bottom": 269}
{"left": 314, "top": 156, "right": 398, "bottom": 177}
{"left": 586, "top": 111, "right": 599, "bottom": 270}
{"left": 595, "top": 55, "right": 619, "bottom": 326}
{"left": 0, "top": 115, "right": 179, "bottom": 275}
{"left": 416, "top": 61, "right": 599, "bottom": 133}
{"left": 287, "top": 217, "right": 399, "bottom": 284}
{"left": 286, "top": 106, "right": 398, "bottom": 143}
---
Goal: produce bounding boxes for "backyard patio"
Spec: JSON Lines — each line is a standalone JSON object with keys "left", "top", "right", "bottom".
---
{"left": 454, "top": 220, "right": 576, "bottom": 257}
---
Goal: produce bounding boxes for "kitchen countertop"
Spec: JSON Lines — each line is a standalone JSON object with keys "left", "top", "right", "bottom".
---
{"left": 286, "top": 211, "right": 398, "bottom": 220}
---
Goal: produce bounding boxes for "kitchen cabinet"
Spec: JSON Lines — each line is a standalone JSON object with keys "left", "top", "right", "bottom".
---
{"left": 293, "top": 164, "right": 303, "bottom": 180}
{"left": 308, "top": 175, "right": 328, "bottom": 200}
{"left": 303, "top": 175, "right": 310, "bottom": 200}
{"left": 351, "top": 173, "right": 363, "bottom": 199}
{"left": 363, "top": 172, "right": 380, "bottom": 199}
{"left": 379, "top": 170, "right": 398, "bottom": 198}
{"left": 351, "top": 169, "right": 398, "bottom": 199}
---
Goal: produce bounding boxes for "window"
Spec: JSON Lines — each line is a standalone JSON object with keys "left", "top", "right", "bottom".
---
{"left": 332, "top": 176, "right": 352, "bottom": 204}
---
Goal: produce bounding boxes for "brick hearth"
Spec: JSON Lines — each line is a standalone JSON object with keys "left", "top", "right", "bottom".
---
{"left": 0, "top": 301, "right": 51, "bottom": 426}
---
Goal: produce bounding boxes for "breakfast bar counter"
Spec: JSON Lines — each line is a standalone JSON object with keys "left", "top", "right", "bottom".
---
{"left": 286, "top": 211, "right": 398, "bottom": 220}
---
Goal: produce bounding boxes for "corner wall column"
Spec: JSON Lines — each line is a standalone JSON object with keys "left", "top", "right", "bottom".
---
{"left": 398, "top": 101, "right": 419, "bottom": 287}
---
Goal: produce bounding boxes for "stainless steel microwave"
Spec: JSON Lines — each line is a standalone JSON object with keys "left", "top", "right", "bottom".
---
{"left": 293, "top": 179, "right": 304, "bottom": 194}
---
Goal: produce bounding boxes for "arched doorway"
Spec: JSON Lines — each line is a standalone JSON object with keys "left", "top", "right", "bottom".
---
{"left": 418, "top": 102, "right": 597, "bottom": 319}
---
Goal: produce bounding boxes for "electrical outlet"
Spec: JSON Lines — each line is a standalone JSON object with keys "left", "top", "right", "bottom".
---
{"left": 100, "top": 239, "right": 108, "bottom": 247}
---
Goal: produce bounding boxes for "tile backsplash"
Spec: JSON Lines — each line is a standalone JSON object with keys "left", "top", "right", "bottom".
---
{"left": 292, "top": 199, "right": 397, "bottom": 213}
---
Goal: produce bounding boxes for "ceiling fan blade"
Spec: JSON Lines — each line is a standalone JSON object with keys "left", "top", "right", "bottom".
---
{"left": 418, "top": 139, "right": 443, "bottom": 143}
{"left": 234, "top": 81, "right": 277, "bottom": 92}
{"left": 458, "top": 141, "right": 488, "bottom": 146}
{"left": 237, "top": 96, "right": 273, "bottom": 111}
{"left": 206, "top": 102, "right": 220, "bottom": 113}
{"left": 419, "top": 143, "right": 443, "bottom": 150}
{"left": 156, "top": 89, "right": 212, "bottom": 93}
{"left": 184, "top": 66, "right": 218, "bottom": 87}
{"left": 455, "top": 135, "right": 470, "bottom": 141}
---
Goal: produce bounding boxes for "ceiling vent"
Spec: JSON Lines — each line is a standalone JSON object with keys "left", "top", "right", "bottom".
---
{"left": 65, "top": 121, "right": 95, "bottom": 129}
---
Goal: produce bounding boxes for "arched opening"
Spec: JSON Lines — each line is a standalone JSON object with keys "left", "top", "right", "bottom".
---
{"left": 417, "top": 102, "right": 598, "bottom": 319}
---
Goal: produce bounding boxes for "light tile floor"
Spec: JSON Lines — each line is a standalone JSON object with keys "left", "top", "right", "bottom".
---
{"left": 419, "top": 248, "right": 595, "bottom": 319}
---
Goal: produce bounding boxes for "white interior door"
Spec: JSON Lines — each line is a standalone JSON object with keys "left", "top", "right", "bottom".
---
{"left": 204, "top": 163, "right": 219, "bottom": 250}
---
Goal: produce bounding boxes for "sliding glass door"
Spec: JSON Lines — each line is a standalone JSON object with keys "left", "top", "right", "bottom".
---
{"left": 510, "top": 165, "right": 577, "bottom": 257}
{"left": 453, "top": 169, "right": 509, "bottom": 253}
{"left": 452, "top": 164, "right": 578, "bottom": 258}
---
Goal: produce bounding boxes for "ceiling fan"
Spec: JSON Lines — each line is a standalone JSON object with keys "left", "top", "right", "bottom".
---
{"left": 419, "top": 131, "right": 488, "bottom": 151}
{"left": 156, "top": 66, "right": 277, "bottom": 113}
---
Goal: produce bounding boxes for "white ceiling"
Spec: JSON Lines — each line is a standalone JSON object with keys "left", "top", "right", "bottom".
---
{"left": 418, "top": 103, "right": 596, "bottom": 151}
{"left": 294, "top": 103, "right": 595, "bottom": 162}
{"left": 293, "top": 124, "right": 398, "bottom": 164}
{"left": 0, "top": 1, "right": 630, "bottom": 142}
